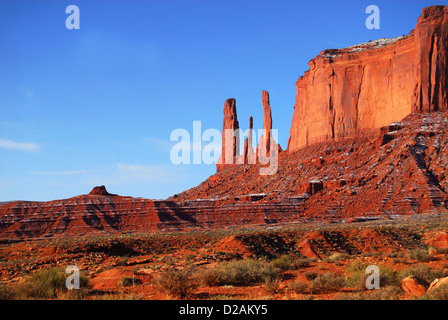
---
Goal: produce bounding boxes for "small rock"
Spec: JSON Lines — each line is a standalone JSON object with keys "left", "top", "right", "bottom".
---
{"left": 428, "top": 277, "right": 448, "bottom": 292}
{"left": 401, "top": 276, "right": 429, "bottom": 296}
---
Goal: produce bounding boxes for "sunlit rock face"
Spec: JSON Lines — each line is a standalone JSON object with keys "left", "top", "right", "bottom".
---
{"left": 288, "top": 5, "right": 448, "bottom": 153}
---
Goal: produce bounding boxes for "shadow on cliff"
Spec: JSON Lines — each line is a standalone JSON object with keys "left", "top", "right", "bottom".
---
{"left": 153, "top": 201, "right": 198, "bottom": 225}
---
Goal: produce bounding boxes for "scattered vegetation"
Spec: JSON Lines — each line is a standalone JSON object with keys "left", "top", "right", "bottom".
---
{"left": 272, "top": 255, "right": 294, "bottom": 271}
{"left": 155, "top": 268, "right": 196, "bottom": 299}
{"left": 324, "top": 252, "right": 349, "bottom": 262}
{"left": 397, "top": 264, "right": 448, "bottom": 283}
{"left": 290, "top": 281, "right": 309, "bottom": 294}
{"left": 118, "top": 276, "right": 134, "bottom": 287}
{"left": 199, "top": 259, "right": 281, "bottom": 287}
{"left": 0, "top": 283, "right": 15, "bottom": 300}
{"left": 117, "top": 256, "right": 129, "bottom": 266}
{"left": 346, "top": 260, "right": 401, "bottom": 289}
{"left": 184, "top": 253, "right": 196, "bottom": 262}
{"left": 265, "top": 277, "right": 281, "bottom": 294}
{"left": 436, "top": 247, "right": 448, "bottom": 255}
{"left": 294, "top": 257, "right": 317, "bottom": 269}
{"left": 304, "top": 270, "right": 318, "bottom": 281}
{"left": 335, "top": 286, "right": 402, "bottom": 300}
{"left": 311, "top": 273, "right": 345, "bottom": 292}
{"left": 420, "top": 284, "right": 448, "bottom": 300}
{"left": 408, "top": 248, "right": 435, "bottom": 262}
{"left": 1, "top": 220, "right": 448, "bottom": 300}
{"left": 16, "top": 267, "right": 91, "bottom": 300}
{"left": 93, "top": 292, "right": 143, "bottom": 300}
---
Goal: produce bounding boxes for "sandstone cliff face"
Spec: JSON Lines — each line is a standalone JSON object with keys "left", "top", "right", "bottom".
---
{"left": 413, "top": 5, "right": 448, "bottom": 113}
{"left": 288, "top": 5, "right": 448, "bottom": 152}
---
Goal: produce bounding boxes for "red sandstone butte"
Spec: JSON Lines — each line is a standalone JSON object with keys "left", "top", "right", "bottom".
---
{"left": 89, "top": 185, "right": 115, "bottom": 196}
{"left": 288, "top": 5, "right": 448, "bottom": 152}
{"left": 243, "top": 116, "right": 256, "bottom": 164}
{"left": 257, "top": 90, "right": 273, "bottom": 157}
{"left": 218, "top": 91, "right": 281, "bottom": 170}
{"left": 217, "top": 98, "right": 240, "bottom": 171}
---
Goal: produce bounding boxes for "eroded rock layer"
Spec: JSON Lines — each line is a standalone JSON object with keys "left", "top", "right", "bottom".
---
{"left": 0, "top": 192, "right": 306, "bottom": 240}
{"left": 1, "top": 112, "right": 448, "bottom": 240}
{"left": 176, "top": 111, "right": 448, "bottom": 220}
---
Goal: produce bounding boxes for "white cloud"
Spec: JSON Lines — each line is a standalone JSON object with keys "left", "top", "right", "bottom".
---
{"left": 115, "top": 163, "right": 179, "bottom": 182}
{"left": 0, "top": 138, "right": 40, "bottom": 152}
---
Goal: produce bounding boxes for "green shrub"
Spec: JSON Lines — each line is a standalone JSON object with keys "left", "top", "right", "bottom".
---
{"left": 117, "top": 256, "right": 129, "bottom": 266}
{"left": 377, "top": 265, "right": 400, "bottom": 287}
{"left": 346, "top": 260, "right": 368, "bottom": 273}
{"left": 293, "top": 257, "right": 317, "bottom": 269}
{"left": 0, "top": 283, "right": 15, "bottom": 300}
{"left": 199, "top": 259, "right": 280, "bottom": 287}
{"left": 386, "top": 251, "right": 405, "bottom": 259}
{"left": 324, "top": 253, "right": 349, "bottom": 262}
{"left": 155, "top": 269, "right": 196, "bottom": 299}
{"left": 436, "top": 247, "right": 448, "bottom": 255}
{"left": 272, "top": 255, "right": 293, "bottom": 271}
{"left": 290, "top": 281, "right": 309, "bottom": 294}
{"left": 360, "top": 252, "right": 381, "bottom": 258}
{"left": 408, "top": 248, "right": 434, "bottom": 262}
{"left": 17, "top": 267, "right": 91, "bottom": 300}
{"left": 265, "top": 278, "right": 281, "bottom": 294}
{"left": 199, "top": 268, "right": 223, "bottom": 287}
{"left": 335, "top": 286, "right": 402, "bottom": 300}
{"left": 19, "top": 267, "right": 66, "bottom": 299}
{"left": 345, "top": 261, "right": 369, "bottom": 289}
{"left": 118, "top": 276, "right": 134, "bottom": 287}
{"left": 304, "top": 270, "right": 318, "bottom": 281}
{"left": 398, "top": 264, "right": 448, "bottom": 284}
{"left": 311, "top": 273, "right": 345, "bottom": 292}
{"left": 346, "top": 261, "right": 399, "bottom": 290}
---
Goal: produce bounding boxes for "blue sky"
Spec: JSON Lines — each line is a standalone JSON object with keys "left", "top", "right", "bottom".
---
{"left": 0, "top": 0, "right": 446, "bottom": 201}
